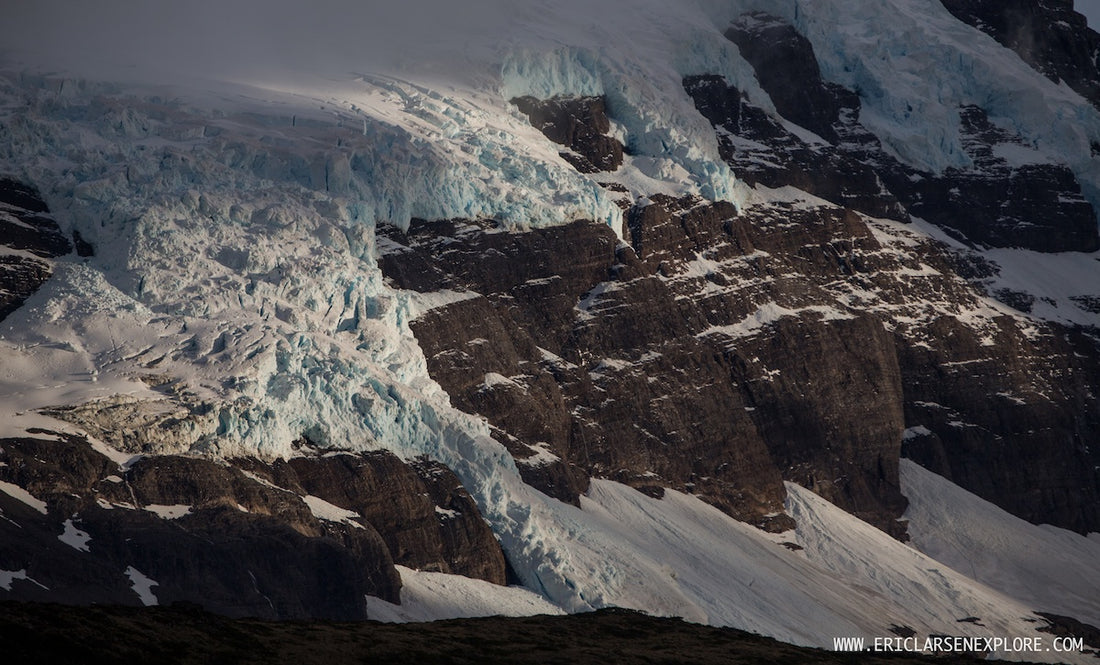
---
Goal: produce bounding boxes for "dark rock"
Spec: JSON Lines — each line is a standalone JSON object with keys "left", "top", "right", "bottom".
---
{"left": 71, "top": 230, "right": 94, "bottom": 257}
{"left": 0, "top": 178, "right": 50, "bottom": 214}
{"left": 512, "top": 96, "right": 624, "bottom": 172}
{"left": 379, "top": 216, "right": 795, "bottom": 529}
{"left": 78, "top": 505, "right": 394, "bottom": 621}
{"left": 282, "top": 452, "right": 506, "bottom": 584}
{"left": 379, "top": 199, "right": 921, "bottom": 535}
{"left": 899, "top": 320, "right": 1100, "bottom": 535}
{"left": 992, "top": 288, "right": 1035, "bottom": 313}
{"left": 706, "top": 15, "right": 1100, "bottom": 253}
{"left": 732, "top": 315, "right": 907, "bottom": 537}
{"left": 632, "top": 198, "right": 908, "bottom": 536}
{"left": 382, "top": 186, "right": 1100, "bottom": 536}
{"left": 0, "top": 432, "right": 512, "bottom": 618}
{"left": 0, "top": 435, "right": 400, "bottom": 617}
{"left": 724, "top": 12, "right": 849, "bottom": 144}
{"left": 0, "top": 178, "right": 71, "bottom": 259}
{"left": 683, "top": 74, "right": 908, "bottom": 222}
{"left": 0, "top": 178, "right": 71, "bottom": 322}
{"left": 1036, "top": 612, "right": 1100, "bottom": 651}
{"left": 1070, "top": 295, "right": 1100, "bottom": 314}
{"left": 899, "top": 106, "right": 1098, "bottom": 252}
{"left": 0, "top": 255, "right": 52, "bottom": 322}
{"left": 125, "top": 455, "right": 319, "bottom": 534}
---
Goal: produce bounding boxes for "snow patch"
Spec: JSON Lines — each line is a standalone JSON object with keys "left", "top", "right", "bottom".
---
{"left": 699, "top": 302, "right": 854, "bottom": 340}
{"left": 901, "top": 459, "right": 1100, "bottom": 627}
{"left": 517, "top": 442, "right": 561, "bottom": 468}
{"left": 0, "top": 481, "right": 48, "bottom": 514}
{"left": 301, "top": 495, "right": 365, "bottom": 529}
{"left": 57, "top": 518, "right": 91, "bottom": 552}
{"left": 365, "top": 565, "right": 564, "bottom": 622}
{"left": 143, "top": 504, "right": 192, "bottom": 520}
{"left": 404, "top": 289, "right": 481, "bottom": 320}
{"left": 0, "top": 569, "right": 48, "bottom": 592}
{"left": 124, "top": 566, "right": 159, "bottom": 606}
{"left": 785, "top": 481, "right": 1084, "bottom": 663}
{"left": 902, "top": 425, "right": 931, "bottom": 440}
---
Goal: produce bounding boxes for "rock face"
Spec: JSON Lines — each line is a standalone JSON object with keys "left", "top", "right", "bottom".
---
{"left": 710, "top": 12, "right": 1099, "bottom": 254}
{"left": 682, "top": 73, "right": 907, "bottom": 222}
{"left": 724, "top": 13, "right": 852, "bottom": 146}
{"left": 939, "top": 0, "right": 1100, "bottom": 108}
{"left": 0, "top": 178, "right": 72, "bottom": 321}
{"left": 683, "top": 13, "right": 1100, "bottom": 534}
{"left": 380, "top": 202, "right": 925, "bottom": 536}
{"left": 381, "top": 181, "right": 1100, "bottom": 536}
{"left": 511, "top": 96, "right": 624, "bottom": 173}
{"left": 2, "top": 5, "right": 1100, "bottom": 632}
{"left": 247, "top": 452, "right": 506, "bottom": 584}
{"left": 0, "top": 432, "right": 507, "bottom": 618}
{"left": 898, "top": 322, "right": 1100, "bottom": 534}
{"left": 901, "top": 105, "right": 1098, "bottom": 252}
{"left": 381, "top": 217, "right": 792, "bottom": 530}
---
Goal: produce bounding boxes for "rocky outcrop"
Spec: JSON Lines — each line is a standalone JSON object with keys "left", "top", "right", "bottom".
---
{"left": 724, "top": 13, "right": 851, "bottom": 145}
{"left": 899, "top": 321, "right": 1100, "bottom": 534}
{"left": 0, "top": 432, "right": 508, "bottom": 618}
{"left": 381, "top": 185, "right": 1100, "bottom": 537}
{"left": 683, "top": 73, "right": 907, "bottom": 222}
{"left": 511, "top": 96, "right": 624, "bottom": 173}
{"left": 900, "top": 106, "right": 1098, "bottom": 252}
{"left": 679, "top": 12, "right": 1100, "bottom": 533}
{"left": 939, "top": 0, "right": 1100, "bottom": 108}
{"left": 380, "top": 217, "right": 794, "bottom": 530}
{"left": 242, "top": 452, "right": 506, "bottom": 584}
{"left": 380, "top": 199, "right": 940, "bottom": 536}
{"left": 709, "top": 13, "right": 1099, "bottom": 254}
{"left": 0, "top": 178, "right": 72, "bottom": 321}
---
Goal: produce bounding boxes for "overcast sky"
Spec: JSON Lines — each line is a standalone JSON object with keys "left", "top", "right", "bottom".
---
{"left": 2, "top": 1, "right": 1099, "bottom": 90}
{"left": 1079, "top": 0, "right": 1100, "bottom": 28}
{"left": 0, "top": 0, "right": 525, "bottom": 87}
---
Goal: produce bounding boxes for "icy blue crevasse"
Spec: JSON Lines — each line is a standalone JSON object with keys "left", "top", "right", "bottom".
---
{"left": 339, "top": 79, "right": 623, "bottom": 233}
{"left": 0, "top": 76, "right": 640, "bottom": 612}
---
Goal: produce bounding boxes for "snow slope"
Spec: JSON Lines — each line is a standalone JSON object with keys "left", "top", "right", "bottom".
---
{"left": 366, "top": 566, "right": 564, "bottom": 623}
{"left": 901, "top": 459, "right": 1100, "bottom": 628}
{"left": 369, "top": 480, "right": 1094, "bottom": 662}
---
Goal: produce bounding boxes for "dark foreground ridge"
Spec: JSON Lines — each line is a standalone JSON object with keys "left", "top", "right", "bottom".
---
{"left": 0, "top": 602, "right": 1021, "bottom": 665}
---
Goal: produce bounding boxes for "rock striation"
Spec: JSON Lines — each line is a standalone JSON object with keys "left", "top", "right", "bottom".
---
{"left": 381, "top": 185, "right": 1100, "bottom": 537}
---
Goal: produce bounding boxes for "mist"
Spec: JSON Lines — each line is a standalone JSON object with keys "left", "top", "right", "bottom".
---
{"left": 0, "top": 0, "right": 525, "bottom": 87}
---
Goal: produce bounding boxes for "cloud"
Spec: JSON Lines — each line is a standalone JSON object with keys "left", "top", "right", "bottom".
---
{"left": 0, "top": 0, "right": 521, "bottom": 85}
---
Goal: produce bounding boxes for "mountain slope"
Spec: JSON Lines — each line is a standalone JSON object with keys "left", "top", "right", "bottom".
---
{"left": 1, "top": 0, "right": 1099, "bottom": 661}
